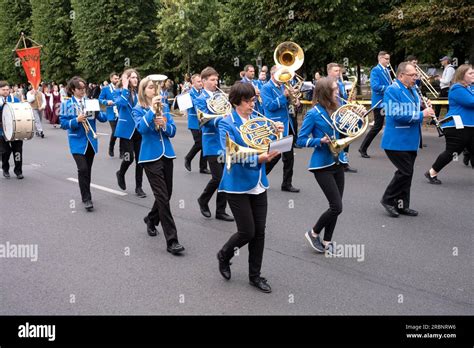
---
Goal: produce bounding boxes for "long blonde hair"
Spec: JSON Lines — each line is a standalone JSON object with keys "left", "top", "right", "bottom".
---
{"left": 137, "top": 76, "right": 155, "bottom": 108}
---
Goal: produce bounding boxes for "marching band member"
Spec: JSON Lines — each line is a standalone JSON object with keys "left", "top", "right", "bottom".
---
{"left": 425, "top": 64, "right": 474, "bottom": 184}
{"left": 296, "top": 78, "right": 349, "bottom": 255}
{"left": 327, "top": 62, "right": 357, "bottom": 173}
{"left": 380, "top": 62, "right": 435, "bottom": 217}
{"left": 114, "top": 68, "right": 147, "bottom": 198}
{"left": 27, "top": 84, "right": 46, "bottom": 138}
{"left": 99, "top": 72, "right": 122, "bottom": 158}
{"left": 217, "top": 82, "right": 281, "bottom": 292}
{"left": 184, "top": 73, "right": 209, "bottom": 173}
{"left": 0, "top": 81, "right": 22, "bottom": 179}
{"left": 261, "top": 65, "right": 300, "bottom": 193}
{"left": 358, "top": 51, "right": 393, "bottom": 158}
{"left": 241, "top": 64, "right": 264, "bottom": 114}
{"left": 133, "top": 76, "right": 185, "bottom": 255}
{"left": 59, "top": 76, "right": 107, "bottom": 211}
{"left": 194, "top": 67, "right": 233, "bottom": 222}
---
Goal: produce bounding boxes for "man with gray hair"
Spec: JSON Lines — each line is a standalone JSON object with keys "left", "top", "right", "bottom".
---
{"left": 380, "top": 62, "right": 435, "bottom": 217}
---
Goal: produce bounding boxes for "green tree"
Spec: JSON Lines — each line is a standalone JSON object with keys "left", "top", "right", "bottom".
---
{"left": 384, "top": 0, "right": 474, "bottom": 65}
{"left": 156, "top": 0, "right": 228, "bottom": 79}
{"left": 31, "top": 0, "right": 78, "bottom": 83}
{"left": 0, "top": 0, "right": 32, "bottom": 83}
{"left": 70, "top": 0, "right": 159, "bottom": 82}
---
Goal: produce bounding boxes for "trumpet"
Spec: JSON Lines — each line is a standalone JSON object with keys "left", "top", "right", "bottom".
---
{"left": 75, "top": 104, "right": 97, "bottom": 139}
{"left": 148, "top": 74, "right": 168, "bottom": 130}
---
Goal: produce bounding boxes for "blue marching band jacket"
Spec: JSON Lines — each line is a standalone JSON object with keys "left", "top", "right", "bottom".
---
{"left": 380, "top": 79, "right": 424, "bottom": 152}
{"left": 260, "top": 79, "right": 294, "bottom": 137}
{"left": 114, "top": 88, "right": 138, "bottom": 140}
{"left": 133, "top": 103, "right": 176, "bottom": 164}
{"left": 442, "top": 83, "right": 474, "bottom": 129}
{"left": 0, "top": 95, "right": 20, "bottom": 137}
{"left": 59, "top": 96, "right": 107, "bottom": 155}
{"left": 187, "top": 87, "right": 201, "bottom": 130}
{"left": 296, "top": 105, "right": 348, "bottom": 170}
{"left": 370, "top": 63, "right": 393, "bottom": 108}
{"left": 218, "top": 110, "right": 269, "bottom": 193}
{"left": 98, "top": 84, "right": 118, "bottom": 122}
{"left": 193, "top": 89, "right": 224, "bottom": 157}
{"left": 241, "top": 76, "right": 264, "bottom": 115}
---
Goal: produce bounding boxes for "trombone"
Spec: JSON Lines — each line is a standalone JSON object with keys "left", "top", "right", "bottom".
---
{"left": 414, "top": 65, "right": 439, "bottom": 98}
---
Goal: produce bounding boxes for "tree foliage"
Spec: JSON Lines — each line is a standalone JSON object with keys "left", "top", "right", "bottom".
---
{"left": 0, "top": 0, "right": 469, "bottom": 85}
{"left": 0, "top": 0, "right": 32, "bottom": 83}
{"left": 31, "top": 0, "right": 77, "bottom": 83}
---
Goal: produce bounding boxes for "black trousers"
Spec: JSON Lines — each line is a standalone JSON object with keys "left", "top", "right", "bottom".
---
{"left": 359, "top": 107, "right": 384, "bottom": 153}
{"left": 265, "top": 125, "right": 295, "bottom": 187}
{"left": 199, "top": 155, "right": 227, "bottom": 214}
{"left": 119, "top": 131, "right": 143, "bottom": 189}
{"left": 72, "top": 142, "right": 95, "bottom": 202}
{"left": 382, "top": 150, "right": 417, "bottom": 209}
{"left": 108, "top": 120, "right": 122, "bottom": 154}
{"left": 220, "top": 191, "right": 267, "bottom": 279}
{"left": 432, "top": 127, "right": 474, "bottom": 172}
{"left": 435, "top": 88, "right": 450, "bottom": 118}
{"left": 143, "top": 158, "right": 178, "bottom": 245}
{"left": 1, "top": 139, "right": 23, "bottom": 175}
{"left": 185, "top": 129, "right": 207, "bottom": 171}
{"left": 312, "top": 164, "right": 345, "bottom": 242}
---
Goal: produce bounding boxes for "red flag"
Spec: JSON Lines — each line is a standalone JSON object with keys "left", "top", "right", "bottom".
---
{"left": 16, "top": 47, "right": 41, "bottom": 90}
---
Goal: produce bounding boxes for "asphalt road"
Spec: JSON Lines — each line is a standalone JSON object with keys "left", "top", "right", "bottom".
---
{"left": 1, "top": 116, "right": 472, "bottom": 315}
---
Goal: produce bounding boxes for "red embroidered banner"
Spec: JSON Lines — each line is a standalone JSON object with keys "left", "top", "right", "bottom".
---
{"left": 16, "top": 47, "right": 41, "bottom": 90}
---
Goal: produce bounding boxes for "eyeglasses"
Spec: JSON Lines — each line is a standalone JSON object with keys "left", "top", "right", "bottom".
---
{"left": 243, "top": 97, "right": 256, "bottom": 103}
{"left": 403, "top": 73, "right": 418, "bottom": 77}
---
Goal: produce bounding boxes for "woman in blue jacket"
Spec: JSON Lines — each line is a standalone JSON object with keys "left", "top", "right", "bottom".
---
{"left": 217, "top": 82, "right": 281, "bottom": 293}
{"left": 296, "top": 78, "right": 350, "bottom": 255}
{"left": 133, "top": 76, "right": 185, "bottom": 255}
{"left": 59, "top": 76, "right": 107, "bottom": 211}
{"left": 114, "top": 68, "right": 146, "bottom": 198}
{"left": 425, "top": 64, "right": 474, "bottom": 184}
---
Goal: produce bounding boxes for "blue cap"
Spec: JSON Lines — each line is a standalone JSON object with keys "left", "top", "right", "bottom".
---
{"left": 439, "top": 56, "right": 451, "bottom": 62}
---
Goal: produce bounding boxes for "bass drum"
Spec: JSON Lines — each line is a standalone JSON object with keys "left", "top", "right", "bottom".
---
{"left": 2, "top": 102, "right": 35, "bottom": 141}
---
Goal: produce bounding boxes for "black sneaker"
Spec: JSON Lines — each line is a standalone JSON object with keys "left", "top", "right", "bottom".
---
{"left": 84, "top": 200, "right": 94, "bottom": 212}
{"left": 167, "top": 241, "right": 185, "bottom": 255}
{"left": 424, "top": 171, "right": 442, "bottom": 185}
{"left": 305, "top": 231, "right": 325, "bottom": 253}
{"left": 116, "top": 170, "right": 126, "bottom": 190}
{"left": 135, "top": 187, "right": 146, "bottom": 198}
{"left": 3, "top": 171, "right": 10, "bottom": 179}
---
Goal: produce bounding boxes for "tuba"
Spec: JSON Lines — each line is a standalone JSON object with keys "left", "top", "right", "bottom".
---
{"left": 225, "top": 116, "right": 282, "bottom": 172}
{"left": 148, "top": 74, "right": 168, "bottom": 130}
{"left": 198, "top": 86, "right": 232, "bottom": 126}
{"left": 273, "top": 41, "right": 305, "bottom": 105}
{"left": 325, "top": 103, "right": 373, "bottom": 158}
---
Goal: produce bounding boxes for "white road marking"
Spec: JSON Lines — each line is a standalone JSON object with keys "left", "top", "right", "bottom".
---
{"left": 67, "top": 178, "right": 127, "bottom": 196}
{"left": 97, "top": 132, "right": 109, "bottom": 136}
